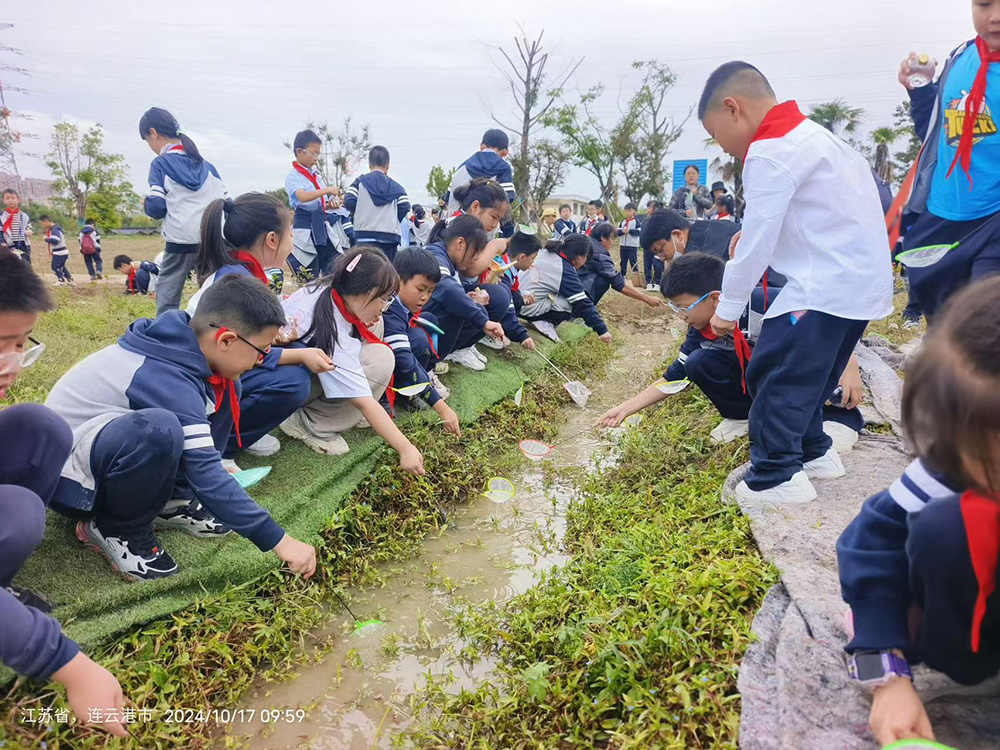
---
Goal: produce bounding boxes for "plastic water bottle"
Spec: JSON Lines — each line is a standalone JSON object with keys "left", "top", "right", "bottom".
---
{"left": 907, "top": 54, "right": 935, "bottom": 88}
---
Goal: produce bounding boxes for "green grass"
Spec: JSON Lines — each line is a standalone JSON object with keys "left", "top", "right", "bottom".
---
{"left": 399, "top": 390, "right": 778, "bottom": 749}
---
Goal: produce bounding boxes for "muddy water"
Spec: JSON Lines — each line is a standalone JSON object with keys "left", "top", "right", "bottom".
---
{"left": 232, "top": 320, "right": 672, "bottom": 750}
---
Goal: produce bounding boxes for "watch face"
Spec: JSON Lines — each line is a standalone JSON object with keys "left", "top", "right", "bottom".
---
{"left": 854, "top": 652, "right": 886, "bottom": 682}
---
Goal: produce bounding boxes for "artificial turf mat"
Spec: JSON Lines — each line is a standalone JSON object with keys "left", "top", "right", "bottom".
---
{"left": 12, "top": 325, "right": 590, "bottom": 653}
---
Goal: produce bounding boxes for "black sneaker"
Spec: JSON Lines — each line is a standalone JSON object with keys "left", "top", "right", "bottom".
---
{"left": 156, "top": 498, "right": 231, "bottom": 538}
{"left": 6, "top": 585, "right": 54, "bottom": 613}
{"left": 75, "top": 520, "right": 178, "bottom": 582}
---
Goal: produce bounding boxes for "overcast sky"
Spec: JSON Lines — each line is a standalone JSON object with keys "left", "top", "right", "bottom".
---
{"left": 2, "top": 0, "right": 973, "bottom": 207}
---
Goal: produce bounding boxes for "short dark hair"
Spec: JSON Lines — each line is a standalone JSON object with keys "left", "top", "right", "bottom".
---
{"left": 508, "top": 229, "right": 542, "bottom": 259}
{"left": 698, "top": 61, "right": 775, "bottom": 120}
{"left": 662, "top": 252, "right": 724, "bottom": 299}
{"left": 684, "top": 164, "right": 700, "bottom": 176}
{"left": 85, "top": 218, "right": 96, "bottom": 226}
{"left": 624, "top": 203, "right": 636, "bottom": 211}
{"left": 591, "top": 221, "right": 615, "bottom": 243}
{"left": 3, "top": 188, "right": 19, "bottom": 198}
{"left": 38, "top": 214, "right": 51, "bottom": 222}
{"left": 551, "top": 233, "right": 593, "bottom": 262}
{"left": 481, "top": 129, "right": 509, "bottom": 150}
{"left": 646, "top": 200, "right": 660, "bottom": 210}
{"left": 190, "top": 274, "right": 286, "bottom": 337}
{"left": 394, "top": 247, "right": 441, "bottom": 284}
{"left": 113, "top": 254, "right": 133, "bottom": 268}
{"left": 640, "top": 208, "right": 688, "bottom": 250}
{"left": 293, "top": 129, "right": 322, "bottom": 153}
{"left": 369, "top": 145, "right": 390, "bottom": 169}
{"left": 588, "top": 199, "right": 603, "bottom": 209}
{"left": 0, "top": 249, "right": 55, "bottom": 314}
{"left": 901, "top": 275, "right": 1000, "bottom": 494}
{"left": 559, "top": 203, "right": 571, "bottom": 212}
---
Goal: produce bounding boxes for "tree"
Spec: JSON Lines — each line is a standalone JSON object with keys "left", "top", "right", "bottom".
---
{"left": 487, "top": 26, "right": 582, "bottom": 217}
{"left": 870, "top": 126, "right": 900, "bottom": 184}
{"left": 891, "top": 100, "right": 922, "bottom": 188}
{"left": 45, "top": 122, "right": 135, "bottom": 222}
{"left": 705, "top": 138, "right": 744, "bottom": 218}
{"left": 426, "top": 165, "right": 456, "bottom": 203}
{"left": 287, "top": 117, "right": 371, "bottom": 189}
{"left": 510, "top": 138, "right": 568, "bottom": 221}
{"left": 808, "top": 99, "right": 865, "bottom": 137}
{"left": 265, "top": 187, "right": 290, "bottom": 208}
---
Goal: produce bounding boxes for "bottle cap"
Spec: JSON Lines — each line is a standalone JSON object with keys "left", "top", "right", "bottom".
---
{"left": 917, "top": 53, "right": 930, "bottom": 65}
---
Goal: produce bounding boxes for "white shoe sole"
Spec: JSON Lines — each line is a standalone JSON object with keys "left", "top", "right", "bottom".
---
{"left": 735, "top": 477, "right": 817, "bottom": 505}
{"left": 709, "top": 420, "right": 749, "bottom": 444}
{"left": 244, "top": 435, "right": 281, "bottom": 457}
{"left": 280, "top": 413, "right": 350, "bottom": 455}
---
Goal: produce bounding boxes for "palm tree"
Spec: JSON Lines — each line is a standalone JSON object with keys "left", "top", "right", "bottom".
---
{"left": 808, "top": 99, "right": 865, "bottom": 137}
{"left": 704, "top": 138, "right": 744, "bottom": 218}
{"left": 870, "top": 126, "right": 900, "bottom": 184}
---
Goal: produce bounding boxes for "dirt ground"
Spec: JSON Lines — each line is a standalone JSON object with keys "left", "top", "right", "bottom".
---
{"left": 22, "top": 234, "right": 164, "bottom": 282}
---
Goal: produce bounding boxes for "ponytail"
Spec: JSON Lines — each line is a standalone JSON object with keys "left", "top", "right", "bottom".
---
{"left": 452, "top": 178, "right": 508, "bottom": 212}
{"left": 197, "top": 192, "right": 289, "bottom": 285}
{"left": 139, "top": 107, "right": 204, "bottom": 163}
{"left": 299, "top": 246, "right": 400, "bottom": 356}
{"left": 427, "top": 213, "right": 488, "bottom": 260}
{"left": 554, "top": 233, "right": 593, "bottom": 262}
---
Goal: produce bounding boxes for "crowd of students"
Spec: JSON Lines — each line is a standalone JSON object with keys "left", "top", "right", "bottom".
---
{"left": 2, "top": 5, "right": 1000, "bottom": 743}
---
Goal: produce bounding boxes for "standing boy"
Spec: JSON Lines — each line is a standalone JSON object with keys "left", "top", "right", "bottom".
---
{"left": 580, "top": 199, "right": 602, "bottom": 236}
{"left": 1, "top": 188, "right": 32, "bottom": 264}
{"left": 554, "top": 204, "right": 577, "bottom": 238}
{"left": 641, "top": 199, "right": 664, "bottom": 291}
{"left": 447, "top": 129, "right": 517, "bottom": 237}
{"left": 286, "top": 129, "right": 341, "bottom": 278}
{"left": 344, "top": 146, "right": 410, "bottom": 261}
{"left": 39, "top": 215, "right": 74, "bottom": 286}
{"left": 617, "top": 203, "right": 642, "bottom": 275}
{"left": 79, "top": 218, "right": 103, "bottom": 281}
{"left": 699, "top": 61, "right": 892, "bottom": 504}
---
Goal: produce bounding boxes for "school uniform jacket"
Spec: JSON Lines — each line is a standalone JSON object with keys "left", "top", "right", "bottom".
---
{"left": 517, "top": 249, "right": 608, "bottom": 336}
{"left": 43, "top": 225, "right": 68, "bottom": 255}
{"left": 144, "top": 145, "right": 226, "bottom": 246}
{"left": 126, "top": 261, "right": 159, "bottom": 295}
{"left": 578, "top": 238, "right": 626, "bottom": 304}
{"left": 422, "top": 242, "right": 489, "bottom": 331}
{"left": 617, "top": 217, "right": 641, "bottom": 248}
{"left": 447, "top": 151, "right": 516, "bottom": 237}
{"left": 78, "top": 225, "right": 101, "bottom": 252}
{"left": 554, "top": 218, "right": 577, "bottom": 238}
{"left": 343, "top": 171, "right": 410, "bottom": 245}
{"left": 44, "top": 311, "right": 285, "bottom": 551}
{"left": 382, "top": 297, "right": 442, "bottom": 406}
{"left": 1, "top": 208, "right": 30, "bottom": 247}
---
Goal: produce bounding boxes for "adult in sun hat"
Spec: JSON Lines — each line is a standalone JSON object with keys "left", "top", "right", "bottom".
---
{"left": 538, "top": 206, "right": 558, "bottom": 242}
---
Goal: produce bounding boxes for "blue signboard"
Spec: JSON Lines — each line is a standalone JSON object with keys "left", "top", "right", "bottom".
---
{"left": 672, "top": 158, "right": 708, "bottom": 188}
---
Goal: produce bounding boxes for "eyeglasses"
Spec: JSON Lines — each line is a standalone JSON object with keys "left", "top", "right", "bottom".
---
{"left": 377, "top": 297, "right": 394, "bottom": 313}
{"left": 667, "top": 291, "right": 714, "bottom": 316}
{"left": 0, "top": 337, "right": 45, "bottom": 376}
{"left": 209, "top": 323, "right": 271, "bottom": 364}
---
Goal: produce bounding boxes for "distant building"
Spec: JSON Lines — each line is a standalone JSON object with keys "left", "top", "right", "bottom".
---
{"left": 0, "top": 172, "right": 56, "bottom": 203}
{"left": 542, "top": 193, "right": 589, "bottom": 223}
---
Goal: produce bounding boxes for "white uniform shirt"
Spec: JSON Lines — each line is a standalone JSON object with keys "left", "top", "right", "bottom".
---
{"left": 716, "top": 115, "right": 893, "bottom": 323}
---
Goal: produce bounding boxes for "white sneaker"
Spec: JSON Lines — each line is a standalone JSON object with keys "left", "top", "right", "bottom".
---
{"left": 156, "top": 498, "right": 231, "bottom": 537}
{"left": 430, "top": 371, "right": 450, "bottom": 399}
{"left": 244, "top": 433, "right": 280, "bottom": 457}
{"left": 803, "top": 447, "right": 846, "bottom": 480}
{"left": 280, "top": 410, "right": 350, "bottom": 455}
{"left": 710, "top": 418, "right": 749, "bottom": 444}
{"left": 530, "top": 319, "right": 561, "bottom": 342}
{"left": 470, "top": 345, "right": 488, "bottom": 363}
{"left": 736, "top": 471, "right": 817, "bottom": 504}
{"left": 823, "top": 421, "right": 858, "bottom": 453}
{"left": 479, "top": 336, "right": 505, "bottom": 350}
{"left": 220, "top": 458, "right": 241, "bottom": 474}
{"left": 645, "top": 283, "right": 655, "bottom": 291}
{"left": 652, "top": 284, "right": 661, "bottom": 292}
{"left": 446, "top": 347, "right": 486, "bottom": 371}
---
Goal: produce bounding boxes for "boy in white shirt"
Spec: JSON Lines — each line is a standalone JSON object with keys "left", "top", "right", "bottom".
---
{"left": 699, "top": 61, "right": 893, "bottom": 504}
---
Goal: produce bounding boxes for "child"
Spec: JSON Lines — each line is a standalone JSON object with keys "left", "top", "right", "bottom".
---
{"left": 518, "top": 235, "right": 612, "bottom": 345}
{"left": 712, "top": 195, "right": 736, "bottom": 221}
{"left": 641, "top": 207, "right": 742, "bottom": 265}
{"left": 670, "top": 164, "right": 714, "bottom": 219}
{"left": 698, "top": 61, "right": 892, "bottom": 504}
{"left": 599, "top": 253, "right": 864, "bottom": 445}
{"left": 421, "top": 214, "right": 505, "bottom": 370}
{"left": 384, "top": 248, "right": 460, "bottom": 434}
{"left": 39, "top": 215, "right": 74, "bottom": 286}
{"left": 617, "top": 203, "right": 641, "bottom": 274}
{"left": 899, "top": 4, "right": 1000, "bottom": 320}
{"left": 836, "top": 275, "right": 1000, "bottom": 747}
{"left": 79, "top": 218, "right": 103, "bottom": 280}
{"left": 473, "top": 225, "right": 538, "bottom": 353}
{"left": 280, "top": 248, "right": 425, "bottom": 472}
{"left": 447, "top": 129, "right": 517, "bottom": 237}
{"left": 286, "top": 129, "right": 341, "bottom": 278}
{"left": 343, "top": 146, "right": 410, "bottom": 262}
{"left": 186, "top": 192, "right": 325, "bottom": 462}
{"left": 113, "top": 254, "right": 159, "bottom": 295}
{"left": 448, "top": 178, "right": 510, "bottom": 235}
{"left": 580, "top": 199, "right": 602, "bottom": 237}
{"left": 581, "top": 222, "right": 663, "bottom": 308}
{"left": 45, "top": 275, "right": 317, "bottom": 582}
{"left": 554, "top": 204, "right": 577, "bottom": 238}
{"left": 140, "top": 107, "right": 227, "bottom": 316}
{"left": 538, "top": 207, "right": 557, "bottom": 242}
{"left": 506, "top": 226, "right": 543, "bottom": 314}
{"left": 409, "top": 204, "right": 434, "bottom": 246}
{"left": 641, "top": 199, "right": 663, "bottom": 291}
{"left": 1, "top": 188, "right": 32, "bottom": 264}
{"left": 0, "top": 250, "right": 130, "bottom": 738}
{"left": 706, "top": 180, "right": 729, "bottom": 219}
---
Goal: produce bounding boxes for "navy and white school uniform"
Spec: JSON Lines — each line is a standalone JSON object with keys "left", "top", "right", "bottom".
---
{"left": 640, "top": 214, "right": 665, "bottom": 287}
{"left": 837, "top": 460, "right": 1000, "bottom": 685}
{"left": 43, "top": 225, "right": 73, "bottom": 283}
{"left": 447, "top": 151, "right": 517, "bottom": 237}
{"left": 343, "top": 171, "right": 410, "bottom": 261}
{"left": 326, "top": 206, "right": 355, "bottom": 250}
{"left": 145, "top": 144, "right": 227, "bottom": 315}
{"left": 553, "top": 217, "right": 577, "bottom": 238}
{"left": 78, "top": 225, "right": 103, "bottom": 279}
{"left": 1, "top": 208, "right": 31, "bottom": 263}
{"left": 44, "top": 312, "right": 286, "bottom": 550}
{"left": 286, "top": 163, "right": 336, "bottom": 277}
{"left": 185, "top": 261, "right": 312, "bottom": 456}
{"left": 579, "top": 237, "right": 626, "bottom": 305}
{"left": 125, "top": 261, "right": 159, "bottom": 295}
{"left": 469, "top": 258, "right": 530, "bottom": 344}
{"left": 518, "top": 249, "right": 608, "bottom": 336}
{"left": 579, "top": 216, "right": 599, "bottom": 237}
{"left": 421, "top": 242, "right": 491, "bottom": 358}
{"left": 717, "top": 101, "right": 893, "bottom": 491}
{"left": 617, "top": 217, "right": 641, "bottom": 273}
{"left": 383, "top": 297, "right": 443, "bottom": 406}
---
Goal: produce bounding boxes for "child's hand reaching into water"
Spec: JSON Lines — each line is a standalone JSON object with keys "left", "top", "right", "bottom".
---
{"left": 272, "top": 534, "right": 317, "bottom": 579}
{"left": 598, "top": 402, "right": 632, "bottom": 428}
{"left": 869, "top": 677, "right": 935, "bottom": 746}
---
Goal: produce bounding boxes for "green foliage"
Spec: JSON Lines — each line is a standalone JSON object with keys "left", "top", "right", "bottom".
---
{"left": 870, "top": 126, "right": 901, "bottom": 184}
{"left": 426, "top": 164, "right": 456, "bottom": 202}
{"left": 120, "top": 212, "right": 161, "bottom": 229}
{"left": 544, "top": 85, "right": 618, "bottom": 207}
{"left": 45, "top": 122, "right": 136, "bottom": 221}
{"left": 808, "top": 98, "right": 866, "bottom": 136}
{"left": 22, "top": 200, "right": 77, "bottom": 232}
{"left": 265, "top": 187, "right": 290, "bottom": 208}
{"left": 86, "top": 187, "right": 123, "bottom": 230}
{"left": 891, "top": 100, "right": 922, "bottom": 188}
{"left": 510, "top": 138, "right": 568, "bottom": 221}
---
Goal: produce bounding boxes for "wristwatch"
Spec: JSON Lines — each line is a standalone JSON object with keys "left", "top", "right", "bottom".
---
{"left": 847, "top": 650, "right": 912, "bottom": 687}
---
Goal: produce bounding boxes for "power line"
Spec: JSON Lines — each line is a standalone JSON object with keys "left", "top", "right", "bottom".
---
{"left": 0, "top": 24, "right": 27, "bottom": 183}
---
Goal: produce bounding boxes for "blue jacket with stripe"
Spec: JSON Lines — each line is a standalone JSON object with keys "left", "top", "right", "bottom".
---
{"left": 382, "top": 297, "right": 441, "bottom": 406}
{"left": 447, "top": 151, "right": 517, "bottom": 237}
{"left": 422, "top": 242, "right": 489, "bottom": 331}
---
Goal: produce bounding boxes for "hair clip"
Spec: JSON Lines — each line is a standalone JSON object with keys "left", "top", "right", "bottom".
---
{"left": 346, "top": 253, "right": 362, "bottom": 273}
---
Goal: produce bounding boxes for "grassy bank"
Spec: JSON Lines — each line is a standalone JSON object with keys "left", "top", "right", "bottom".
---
{"left": 399, "top": 388, "right": 778, "bottom": 749}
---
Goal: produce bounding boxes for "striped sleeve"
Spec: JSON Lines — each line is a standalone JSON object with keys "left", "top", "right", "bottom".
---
{"left": 144, "top": 159, "right": 168, "bottom": 219}
{"left": 182, "top": 422, "right": 215, "bottom": 451}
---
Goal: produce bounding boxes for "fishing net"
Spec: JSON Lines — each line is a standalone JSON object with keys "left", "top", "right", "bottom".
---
{"left": 655, "top": 378, "right": 691, "bottom": 395}
{"left": 895, "top": 243, "right": 957, "bottom": 269}
{"left": 484, "top": 477, "right": 516, "bottom": 503}
{"left": 519, "top": 439, "right": 554, "bottom": 461}
{"left": 564, "top": 380, "right": 592, "bottom": 407}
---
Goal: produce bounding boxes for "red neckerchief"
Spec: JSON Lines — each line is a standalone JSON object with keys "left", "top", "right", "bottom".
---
{"left": 408, "top": 309, "right": 438, "bottom": 359}
{"left": 743, "top": 100, "right": 807, "bottom": 163}
{"left": 2, "top": 207, "right": 18, "bottom": 237}
{"left": 450, "top": 209, "right": 464, "bottom": 218}
{"left": 232, "top": 251, "right": 268, "bottom": 284}
{"left": 330, "top": 287, "right": 395, "bottom": 414}
{"left": 715, "top": 212, "right": 730, "bottom": 220}
{"left": 126, "top": 265, "right": 137, "bottom": 293}
{"left": 206, "top": 327, "right": 242, "bottom": 448}
{"left": 698, "top": 324, "right": 753, "bottom": 393}
{"left": 292, "top": 161, "right": 326, "bottom": 210}
{"left": 166, "top": 143, "right": 185, "bottom": 154}
{"left": 960, "top": 489, "right": 1000, "bottom": 653}
{"left": 947, "top": 36, "right": 1000, "bottom": 187}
